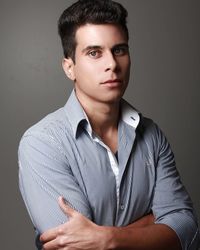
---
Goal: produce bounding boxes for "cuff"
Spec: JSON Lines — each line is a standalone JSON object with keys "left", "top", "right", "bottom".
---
{"left": 155, "top": 211, "right": 200, "bottom": 250}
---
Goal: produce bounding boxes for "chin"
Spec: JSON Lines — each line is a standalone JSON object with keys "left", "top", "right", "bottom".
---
{"left": 101, "top": 93, "right": 124, "bottom": 104}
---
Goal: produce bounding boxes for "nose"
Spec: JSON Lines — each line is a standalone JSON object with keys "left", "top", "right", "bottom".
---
{"left": 105, "top": 51, "right": 117, "bottom": 72}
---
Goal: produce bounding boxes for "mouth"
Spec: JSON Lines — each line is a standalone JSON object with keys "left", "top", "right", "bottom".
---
{"left": 102, "top": 79, "right": 122, "bottom": 87}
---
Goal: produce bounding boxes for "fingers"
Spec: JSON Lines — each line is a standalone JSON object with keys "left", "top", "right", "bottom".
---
{"left": 40, "top": 227, "right": 59, "bottom": 243}
{"left": 42, "top": 238, "right": 61, "bottom": 250}
{"left": 58, "top": 196, "right": 75, "bottom": 217}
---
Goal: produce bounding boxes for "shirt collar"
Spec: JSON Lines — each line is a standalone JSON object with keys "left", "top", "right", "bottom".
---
{"left": 64, "top": 89, "right": 87, "bottom": 138}
{"left": 120, "top": 99, "right": 140, "bottom": 129}
{"left": 64, "top": 90, "right": 140, "bottom": 139}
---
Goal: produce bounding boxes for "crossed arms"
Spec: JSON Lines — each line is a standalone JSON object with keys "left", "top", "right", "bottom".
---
{"left": 18, "top": 126, "right": 199, "bottom": 249}
{"left": 40, "top": 197, "right": 181, "bottom": 250}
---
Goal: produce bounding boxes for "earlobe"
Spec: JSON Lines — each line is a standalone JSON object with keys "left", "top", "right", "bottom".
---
{"left": 62, "top": 58, "right": 76, "bottom": 81}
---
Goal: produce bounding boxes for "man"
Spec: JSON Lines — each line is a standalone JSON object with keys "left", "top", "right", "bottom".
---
{"left": 18, "top": 0, "right": 199, "bottom": 249}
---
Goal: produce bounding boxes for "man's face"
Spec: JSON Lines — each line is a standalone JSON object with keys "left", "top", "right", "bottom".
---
{"left": 64, "top": 24, "right": 130, "bottom": 105}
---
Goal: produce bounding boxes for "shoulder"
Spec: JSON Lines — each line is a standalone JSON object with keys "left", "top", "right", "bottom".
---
{"left": 137, "top": 114, "right": 169, "bottom": 154}
{"left": 137, "top": 115, "right": 159, "bottom": 136}
{"left": 19, "top": 106, "right": 72, "bottom": 149}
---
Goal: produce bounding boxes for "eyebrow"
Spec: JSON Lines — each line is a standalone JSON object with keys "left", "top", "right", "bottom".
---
{"left": 82, "top": 45, "right": 102, "bottom": 54}
{"left": 82, "top": 43, "right": 129, "bottom": 54}
{"left": 112, "top": 43, "right": 129, "bottom": 51}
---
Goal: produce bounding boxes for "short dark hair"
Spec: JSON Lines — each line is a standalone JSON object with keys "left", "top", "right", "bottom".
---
{"left": 58, "top": 0, "right": 129, "bottom": 61}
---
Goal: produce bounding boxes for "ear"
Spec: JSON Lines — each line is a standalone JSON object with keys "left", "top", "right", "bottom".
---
{"left": 62, "top": 58, "right": 76, "bottom": 81}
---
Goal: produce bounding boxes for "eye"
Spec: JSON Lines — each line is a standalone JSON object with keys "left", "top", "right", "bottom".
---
{"left": 113, "top": 46, "right": 129, "bottom": 56}
{"left": 88, "top": 50, "right": 102, "bottom": 59}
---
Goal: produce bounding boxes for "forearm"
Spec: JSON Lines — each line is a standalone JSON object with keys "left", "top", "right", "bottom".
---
{"left": 40, "top": 201, "right": 183, "bottom": 250}
{"left": 126, "top": 213, "right": 155, "bottom": 229}
{"left": 101, "top": 220, "right": 181, "bottom": 250}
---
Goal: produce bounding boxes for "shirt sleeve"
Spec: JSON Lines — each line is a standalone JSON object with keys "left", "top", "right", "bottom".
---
{"left": 18, "top": 131, "right": 92, "bottom": 234}
{"left": 151, "top": 124, "right": 200, "bottom": 250}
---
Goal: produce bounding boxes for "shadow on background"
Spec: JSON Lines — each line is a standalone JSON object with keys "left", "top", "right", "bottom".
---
{"left": 0, "top": 1, "right": 199, "bottom": 249}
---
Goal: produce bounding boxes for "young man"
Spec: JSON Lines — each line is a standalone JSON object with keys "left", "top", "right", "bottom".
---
{"left": 18, "top": 0, "right": 199, "bottom": 249}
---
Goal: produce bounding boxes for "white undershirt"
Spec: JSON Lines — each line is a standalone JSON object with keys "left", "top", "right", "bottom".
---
{"left": 83, "top": 100, "right": 140, "bottom": 206}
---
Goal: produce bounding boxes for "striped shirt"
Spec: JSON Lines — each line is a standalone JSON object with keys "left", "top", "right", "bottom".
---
{"left": 18, "top": 90, "right": 199, "bottom": 249}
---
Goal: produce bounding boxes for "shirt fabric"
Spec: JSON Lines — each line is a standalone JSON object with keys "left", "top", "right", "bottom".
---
{"left": 18, "top": 90, "right": 199, "bottom": 249}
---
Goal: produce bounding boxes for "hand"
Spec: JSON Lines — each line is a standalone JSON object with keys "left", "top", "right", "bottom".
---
{"left": 40, "top": 197, "right": 110, "bottom": 250}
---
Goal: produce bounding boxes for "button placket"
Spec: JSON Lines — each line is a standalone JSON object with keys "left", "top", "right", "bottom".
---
{"left": 120, "top": 204, "right": 125, "bottom": 210}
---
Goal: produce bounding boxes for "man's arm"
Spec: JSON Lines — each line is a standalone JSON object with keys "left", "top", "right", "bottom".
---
{"left": 40, "top": 121, "right": 200, "bottom": 250}
{"left": 149, "top": 123, "right": 199, "bottom": 250}
{"left": 18, "top": 131, "right": 92, "bottom": 233}
{"left": 41, "top": 197, "right": 181, "bottom": 250}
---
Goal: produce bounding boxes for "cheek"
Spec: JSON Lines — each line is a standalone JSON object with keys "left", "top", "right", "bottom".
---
{"left": 121, "top": 60, "right": 130, "bottom": 77}
{"left": 74, "top": 66, "right": 96, "bottom": 91}
{"left": 124, "top": 57, "right": 131, "bottom": 69}
{"left": 126, "top": 63, "right": 131, "bottom": 75}
{"left": 75, "top": 61, "right": 101, "bottom": 81}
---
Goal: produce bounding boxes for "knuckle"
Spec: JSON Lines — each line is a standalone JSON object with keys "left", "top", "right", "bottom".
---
{"left": 57, "top": 227, "right": 64, "bottom": 235}
{"left": 58, "top": 237, "right": 66, "bottom": 247}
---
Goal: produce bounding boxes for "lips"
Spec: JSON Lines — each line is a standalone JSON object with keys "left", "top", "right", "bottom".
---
{"left": 102, "top": 79, "right": 122, "bottom": 88}
{"left": 103, "top": 79, "right": 122, "bottom": 84}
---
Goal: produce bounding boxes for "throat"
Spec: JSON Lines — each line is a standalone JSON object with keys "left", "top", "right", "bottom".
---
{"left": 97, "top": 128, "right": 118, "bottom": 154}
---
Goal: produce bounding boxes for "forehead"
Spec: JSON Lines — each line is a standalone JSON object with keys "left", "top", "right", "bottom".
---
{"left": 75, "top": 24, "right": 128, "bottom": 48}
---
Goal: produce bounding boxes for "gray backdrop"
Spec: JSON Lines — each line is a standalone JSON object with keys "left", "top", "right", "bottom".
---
{"left": 0, "top": 0, "right": 199, "bottom": 249}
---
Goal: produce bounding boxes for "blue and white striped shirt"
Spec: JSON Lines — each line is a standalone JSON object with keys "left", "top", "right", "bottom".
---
{"left": 18, "top": 90, "right": 199, "bottom": 249}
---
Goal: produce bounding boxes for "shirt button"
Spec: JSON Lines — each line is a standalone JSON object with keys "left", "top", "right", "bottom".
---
{"left": 120, "top": 204, "right": 125, "bottom": 210}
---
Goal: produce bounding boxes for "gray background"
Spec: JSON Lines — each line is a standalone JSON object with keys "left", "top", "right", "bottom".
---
{"left": 0, "top": 0, "right": 199, "bottom": 249}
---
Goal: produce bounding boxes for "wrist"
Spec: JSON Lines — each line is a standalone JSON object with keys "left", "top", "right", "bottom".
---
{"left": 98, "top": 225, "right": 118, "bottom": 250}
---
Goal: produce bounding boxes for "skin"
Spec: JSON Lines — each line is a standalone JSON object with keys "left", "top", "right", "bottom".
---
{"left": 41, "top": 197, "right": 181, "bottom": 250}
{"left": 62, "top": 24, "right": 131, "bottom": 152}
{"left": 40, "top": 24, "right": 181, "bottom": 250}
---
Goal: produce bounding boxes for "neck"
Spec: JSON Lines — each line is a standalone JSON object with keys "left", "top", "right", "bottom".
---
{"left": 76, "top": 93, "right": 120, "bottom": 138}
{"left": 89, "top": 103, "right": 120, "bottom": 137}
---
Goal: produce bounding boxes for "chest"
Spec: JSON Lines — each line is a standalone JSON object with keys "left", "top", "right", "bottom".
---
{"left": 64, "top": 131, "right": 156, "bottom": 226}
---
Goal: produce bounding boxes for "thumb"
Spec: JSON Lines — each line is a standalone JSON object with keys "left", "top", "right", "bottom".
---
{"left": 58, "top": 196, "right": 75, "bottom": 218}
